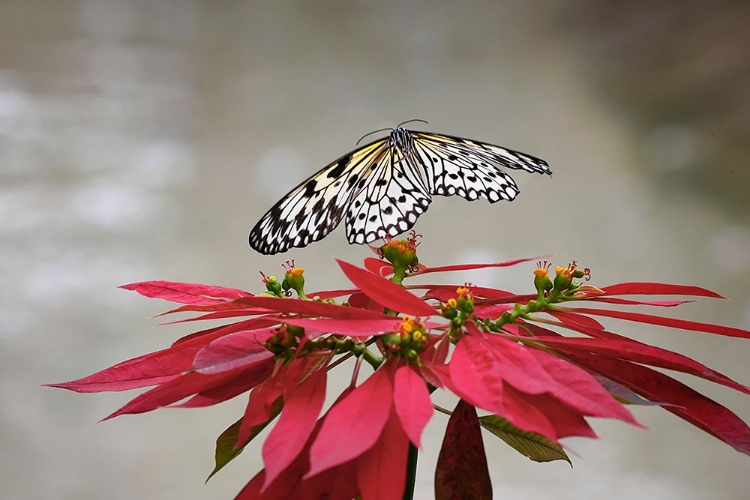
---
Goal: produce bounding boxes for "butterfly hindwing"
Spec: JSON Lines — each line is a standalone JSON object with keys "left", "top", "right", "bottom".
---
{"left": 345, "top": 149, "right": 432, "bottom": 244}
{"left": 248, "top": 139, "right": 389, "bottom": 255}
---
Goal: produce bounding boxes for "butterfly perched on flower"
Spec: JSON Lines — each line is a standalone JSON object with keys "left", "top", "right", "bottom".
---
{"left": 249, "top": 120, "right": 551, "bottom": 255}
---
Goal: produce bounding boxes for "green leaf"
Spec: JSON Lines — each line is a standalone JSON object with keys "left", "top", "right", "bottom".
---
{"left": 206, "top": 397, "right": 283, "bottom": 482}
{"left": 479, "top": 414, "right": 572, "bottom": 465}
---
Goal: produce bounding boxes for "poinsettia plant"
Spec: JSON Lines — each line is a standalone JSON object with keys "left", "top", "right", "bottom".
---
{"left": 50, "top": 233, "right": 750, "bottom": 499}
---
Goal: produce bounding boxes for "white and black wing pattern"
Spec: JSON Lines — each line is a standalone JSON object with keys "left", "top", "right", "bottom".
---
{"left": 410, "top": 131, "right": 551, "bottom": 203}
{"left": 345, "top": 147, "right": 432, "bottom": 244}
{"left": 248, "top": 139, "right": 390, "bottom": 255}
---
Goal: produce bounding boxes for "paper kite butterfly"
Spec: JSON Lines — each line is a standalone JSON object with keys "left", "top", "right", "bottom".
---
{"left": 249, "top": 120, "right": 551, "bottom": 255}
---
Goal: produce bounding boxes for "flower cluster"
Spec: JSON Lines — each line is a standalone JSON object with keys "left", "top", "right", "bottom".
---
{"left": 50, "top": 235, "right": 750, "bottom": 499}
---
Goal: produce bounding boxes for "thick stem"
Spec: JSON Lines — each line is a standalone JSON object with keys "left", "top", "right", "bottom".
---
{"left": 402, "top": 442, "right": 418, "bottom": 500}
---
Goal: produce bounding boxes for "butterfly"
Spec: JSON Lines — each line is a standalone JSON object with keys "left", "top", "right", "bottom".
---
{"left": 249, "top": 120, "right": 551, "bottom": 255}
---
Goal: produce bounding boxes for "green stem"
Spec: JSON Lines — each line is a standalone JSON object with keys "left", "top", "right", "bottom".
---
{"left": 402, "top": 442, "right": 418, "bottom": 500}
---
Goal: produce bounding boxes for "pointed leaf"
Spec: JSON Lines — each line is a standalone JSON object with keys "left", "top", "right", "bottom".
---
{"left": 120, "top": 280, "right": 250, "bottom": 304}
{"left": 263, "top": 368, "right": 327, "bottom": 488}
{"left": 479, "top": 414, "right": 571, "bottom": 464}
{"left": 364, "top": 257, "right": 394, "bottom": 277}
{"left": 192, "top": 328, "right": 276, "bottom": 375}
{"left": 281, "top": 317, "right": 401, "bottom": 340}
{"left": 435, "top": 400, "right": 492, "bottom": 500}
{"left": 336, "top": 259, "right": 436, "bottom": 317}
{"left": 307, "top": 366, "right": 393, "bottom": 477}
{"left": 356, "top": 408, "right": 409, "bottom": 500}
{"left": 393, "top": 365, "right": 434, "bottom": 448}
{"left": 567, "top": 354, "right": 750, "bottom": 455}
{"left": 561, "top": 306, "right": 750, "bottom": 339}
{"left": 417, "top": 255, "right": 546, "bottom": 275}
{"left": 601, "top": 282, "right": 725, "bottom": 298}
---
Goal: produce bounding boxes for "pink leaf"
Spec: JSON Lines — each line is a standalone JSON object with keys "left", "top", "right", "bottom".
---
{"left": 590, "top": 297, "right": 694, "bottom": 307}
{"left": 307, "top": 367, "right": 393, "bottom": 477}
{"left": 356, "top": 408, "right": 409, "bottom": 500}
{"left": 336, "top": 259, "right": 436, "bottom": 317}
{"left": 263, "top": 367, "right": 328, "bottom": 488}
{"left": 120, "top": 280, "right": 250, "bottom": 304}
{"left": 547, "top": 310, "right": 605, "bottom": 330}
{"left": 393, "top": 365, "right": 434, "bottom": 448}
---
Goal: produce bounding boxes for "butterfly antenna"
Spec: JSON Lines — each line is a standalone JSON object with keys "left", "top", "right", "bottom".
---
{"left": 396, "top": 118, "right": 428, "bottom": 128}
{"left": 356, "top": 127, "right": 392, "bottom": 145}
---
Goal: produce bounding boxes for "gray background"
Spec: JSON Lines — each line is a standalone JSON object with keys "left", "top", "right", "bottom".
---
{"left": 2, "top": 1, "right": 749, "bottom": 498}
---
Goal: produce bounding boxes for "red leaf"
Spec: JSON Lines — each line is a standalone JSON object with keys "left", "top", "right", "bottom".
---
{"left": 171, "top": 317, "right": 280, "bottom": 348}
{"left": 547, "top": 310, "right": 605, "bottom": 330}
{"left": 364, "top": 257, "right": 394, "bottom": 277}
{"left": 415, "top": 284, "right": 516, "bottom": 302}
{"left": 307, "top": 366, "right": 393, "bottom": 477}
{"left": 263, "top": 367, "right": 328, "bottom": 488}
{"left": 417, "top": 255, "right": 546, "bottom": 275}
{"left": 306, "top": 288, "right": 359, "bottom": 300}
{"left": 531, "top": 336, "right": 750, "bottom": 396}
{"left": 281, "top": 317, "right": 401, "bottom": 340}
{"left": 356, "top": 408, "right": 409, "bottom": 500}
{"left": 591, "top": 297, "right": 693, "bottom": 307}
{"left": 502, "top": 386, "right": 598, "bottom": 439}
{"left": 393, "top": 365, "right": 434, "bottom": 448}
{"left": 120, "top": 280, "right": 250, "bottom": 304}
{"left": 435, "top": 400, "right": 492, "bottom": 500}
{"left": 238, "top": 380, "right": 284, "bottom": 447}
{"left": 173, "top": 363, "right": 274, "bottom": 408}
{"left": 336, "top": 259, "right": 436, "bottom": 317}
{"left": 103, "top": 364, "right": 265, "bottom": 419}
{"left": 348, "top": 291, "right": 386, "bottom": 312}
{"left": 193, "top": 328, "right": 276, "bottom": 375}
{"left": 48, "top": 347, "right": 198, "bottom": 393}
{"left": 561, "top": 306, "right": 750, "bottom": 339}
{"left": 567, "top": 354, "right": 750, "bottom": 455}
{"left": 601, "top": 282, "right": 725, "bottom": 298}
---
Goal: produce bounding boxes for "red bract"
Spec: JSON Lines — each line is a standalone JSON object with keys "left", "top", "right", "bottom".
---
{"left": 49, "top": 251, "right": 750, "bottom": 499}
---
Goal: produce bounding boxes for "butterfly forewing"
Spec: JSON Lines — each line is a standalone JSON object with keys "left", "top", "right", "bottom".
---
{"left": 248, "top": 139, "right": 389, "bottom": 255}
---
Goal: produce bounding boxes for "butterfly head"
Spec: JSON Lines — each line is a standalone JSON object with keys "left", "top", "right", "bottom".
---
{"left": 389, "top": 126, "right": 414, "bottom": 153}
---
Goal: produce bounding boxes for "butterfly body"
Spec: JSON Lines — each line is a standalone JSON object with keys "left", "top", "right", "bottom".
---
{"left": 249, "top": 126, "right": 551, "bottom": 255}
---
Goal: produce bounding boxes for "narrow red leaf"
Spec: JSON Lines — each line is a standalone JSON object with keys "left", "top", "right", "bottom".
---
{"left": 336, "top": 259, "right": 436, "bottom": 317}
{"left": 393, "top": 365, "right": 434, "bottom": 448}
{"left": 503, "top": 386, "right": 598, "bottom": 439}
{"left": 281, "top": 317, "right": 401, "bottom": 340}
{"left": 547, "top": 310, "right": 605, "bottom": 330}
{"left": 531, "top": 336, "right": 750, "bottom": 396}
{"left": 307, "top": 367, "right": 393, "bottom": 477}
{"left": 567, "top": 354, "right": 750, "bottom": 455}
{"left": 435, "top": 400, "right": 492, "bottom": 500}
{"left": 192, "top": 328, "right": 276, "bottom": 375}
{"left": 173, "top": 361, "right": 274, "bottom": 408}
{"left": 48, "top": 347, "right": 198, "bottom": 393}
{"left": 590, "top": 297, "right": 693, "bottom": 307}
{"left": 411, "top": 284, "right": 516, "bottom": 301}
{"left": 103, "top": 364, "right": 263, "bottom": 420}
{"left": 357, "top": 408, "right": 409, "bottom": 500}
{"left": 171, "top": 317, "right": 279, "bottom": 348}
{"left": 348, "top": 291, "right": 387, "bottom": 312}
{"left": 120, "top": 280, "right": 250, "bottom": 304}
{"left": 601, "top": 282, "right": 725, "bottom": 298}
{"left": 263, "top": 368, "right": 328, "bottom": 488}
{"left": 306, "top": 288, "right": 359, "bottom": 300}
{"left": 237, "top": 380, "right": 284, "bottom": 447}
{"left": 560, "top": 306, "right": 750, "bottom": 339}
{"left": 417, "top": 255, "right": 546, "bottom": 275}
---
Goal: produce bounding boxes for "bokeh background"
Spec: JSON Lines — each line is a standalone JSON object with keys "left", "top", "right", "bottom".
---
{"left": 3, "top": 1, "right": 749, "bottom": 498}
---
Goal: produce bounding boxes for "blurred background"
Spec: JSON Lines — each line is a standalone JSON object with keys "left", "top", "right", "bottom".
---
{"left": 2, "top": 0, "right": 749, "bottom": 498}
